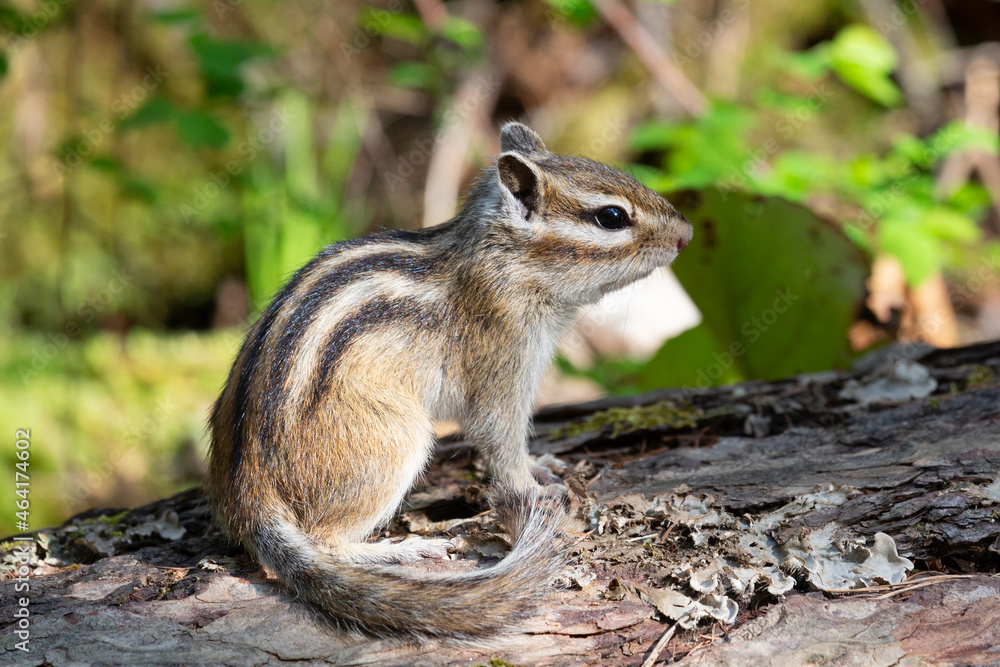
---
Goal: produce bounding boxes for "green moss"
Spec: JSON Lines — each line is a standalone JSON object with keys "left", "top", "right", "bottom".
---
{"left": 967, "top": 365, "right": 995, "bottom": 387}
{"left": 548, "top": 400, "right": 700, "bottom": 440}
{"left": 474, "top": 659, "right": 526, "bottom": 667}
{"left": 94, "top": 510, "right": 130, "bottom": 525}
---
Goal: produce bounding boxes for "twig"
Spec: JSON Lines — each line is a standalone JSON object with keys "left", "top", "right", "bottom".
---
{"left": 937, "top": 53, "right": 1000, "bottom": 228}
{"left": 825, "top": 573, "right": 974, "bottom": 597}
{"left": 660, "top": 520, "right": 677, "bottom": 541}
{"left": 422, "top": 65, "right": 502, "bottom": 227}
{"left": 641, "top": 607, "right": 692, "bottom": 667}
{"left": 412, "top": 0, "right": 448, "bottom": 30}
{"left": 627, "top": 532, "right": 659, "bottom": 542}
{"left": 590, "top": 0, "right": 708, "bottom": 116}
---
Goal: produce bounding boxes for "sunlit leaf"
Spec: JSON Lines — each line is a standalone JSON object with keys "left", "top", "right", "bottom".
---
{"left": 927, "top": 121, "right": 999, "bottom": 160}
{"left": 439, "top": 16, "right": 483, "bottom": 52}
{"left": 359, "top": 9, "right": 428, "bottom": 45}
{"left": 639, "top": 189, "right": 868, "bottom": 387}
{"left": 829, "top": 25, "right": 902, "bottom": 107}
{"left": 755, "top": 150, "right": 842, "bottom": 201}
{"left": 878, "top": 215, "right": 940, "bottom": 286}
{"left": 631, "top": 104, "right": 755, "bottom": 190}
{"left": 770, "top": 44, "right": 832, "bottom": 81}
{"left": 543, "top": 0, "right": 598, "bottom": 26}
{"left": 921, "top": 207, "right": 982, "bottom": 243}
{"left": 946, "top": 182, "right": 992, "bottom": 216}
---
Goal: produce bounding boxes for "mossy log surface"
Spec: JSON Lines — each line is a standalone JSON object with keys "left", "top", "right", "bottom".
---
{"left": 3, "top": 341, "right": 1000, "bottom": 666}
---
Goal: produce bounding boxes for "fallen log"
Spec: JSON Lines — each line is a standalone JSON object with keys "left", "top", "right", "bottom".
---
{"left": 3, "top": 342, "right": 999, "bottom": 666}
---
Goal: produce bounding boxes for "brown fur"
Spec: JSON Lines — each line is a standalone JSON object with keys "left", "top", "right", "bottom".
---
{"left": 206, "top": 122, "right": 692, "bottom": 639}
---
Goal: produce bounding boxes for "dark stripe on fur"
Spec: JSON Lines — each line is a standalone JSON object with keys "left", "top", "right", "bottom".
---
{"left": 307, "top": 297, "right": 441, "bottom": 410}
{"left": 267, "top": 252, "right": 438, "bottom": 410}
{"left": 227, "top": 230, "right": 446, "bottom": 478}
{"left": 528, "top": 234, "right": 639, "bottom": 262}
{"left": 227, "top": 271, "right": 310, "bottom": 478}
{"left": 225, "top": 235, "right": 392, "bottom": 478}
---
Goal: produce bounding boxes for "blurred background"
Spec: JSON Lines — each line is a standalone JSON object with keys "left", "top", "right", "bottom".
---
{"left": 2, "top": 0, "right": 1000, "bottom": 534}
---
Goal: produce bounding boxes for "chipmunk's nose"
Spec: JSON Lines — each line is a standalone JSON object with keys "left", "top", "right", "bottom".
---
{"left": 675, "top": 218, "right": 693, "bottom": 252}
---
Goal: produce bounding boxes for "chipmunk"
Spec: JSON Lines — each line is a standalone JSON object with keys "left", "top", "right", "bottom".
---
{"left": 206, "top": 122, "right": 692, "bottom": 639}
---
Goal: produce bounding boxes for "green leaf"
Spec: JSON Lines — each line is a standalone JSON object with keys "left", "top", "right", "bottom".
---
{"left": 387, "top": 61, "right": 433, "bottom": 90}
{"left": 833, "top": 63, "right": 902, "bottom": 106}
{"left": 927, "top": 121, "right": 999, "bottom": 160}
{"left": 120, "top": 95, "right": 177, "bottom": 129}
{"left": 626, "top": 163, "right": 674, "bottom": 192}
{"left": 829, "top": 25, "right": 902, "bottom": 107}
{"left": 946, "top": 182, "right": 992, "bottom": 216}
{"left": 120, "top": 177, "right": 158, "bottom": 204}
{"left": 888, "top": 133, "right": 932, "bottom": 167}
{"left": 0, "top": 51, "right": 8, "bottom": 79}
{"left": 88, "top": 156, "right": 122, "bottom": 172}
{"left": 543, "top": 0, "right": 598, "bottom": 26}
{"left": 755, "top": 150, "right": 841, "bottom": 201}
{"left": 439, "top": 16, "right": 483, "bottom": 52}
{"left": 847, "top": 154, "right": 885, "bottom": 188}
{"left": 359, "top": 9, "right": 428, "bottom": 45}
{"left": 878, "top": 216, "right": 940, "bottom": 286}
{"left": 640, "top": 189, "right": 868, "bottom": 387}
{"left": 188, "top": 33, "right": 277, "bottom": 97}
{"left": 321, "top": 101, "right": 365, "bottom": 242}
{"left": 754, "top": 87, "right": 820, "bottom": 112}
{"left": 629, "top": 120, "right": 684, "bottom": 152}
{"left": 843, "top": 223, "right": 873, "bottom": 254}
{"left": 637, "top": 324, "right": 744, "bottom": 390}
{"left": 0, "top": 7, "right": 26, "bottom": 34}
{"left": 556, "top": 356, "right": 646, "bottom": 396}
{"left": 630, "top": 103, "right": 755, "bottom": 190}
{"left": 831, "top": 25, "right": 897, "bottom": 72}
{"left": 921, "top": 207, "right": 981, "bottom": 243}
{"left": 149, "top": 9, "right": 201, "bottom": 24}
{"left": 174, "top": 110, "right": 230, "bottom": 149}
{"left": 770, "top": 44, "right": 832, "bottom": 81}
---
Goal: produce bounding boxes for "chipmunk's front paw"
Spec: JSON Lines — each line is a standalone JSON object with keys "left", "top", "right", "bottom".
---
{"left": 531, "top": 453, "right": 569, "bottom": 486}
{"left": 380, "top": 537, "right": 453, "bottom": 564}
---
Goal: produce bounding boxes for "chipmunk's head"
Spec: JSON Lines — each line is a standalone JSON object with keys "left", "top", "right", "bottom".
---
{"left": 490, "top": 122, "right": 693, "bottom": 304}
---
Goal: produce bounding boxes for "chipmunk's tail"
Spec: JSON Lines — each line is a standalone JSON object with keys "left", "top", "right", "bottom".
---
{"left": 249, "top": 490, "right": 567, "bottom": 639}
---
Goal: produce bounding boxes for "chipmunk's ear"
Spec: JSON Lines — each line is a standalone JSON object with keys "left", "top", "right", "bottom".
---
{"left": 499, "top": 122, "right": 546, "bottom": 156}
{"left": 497, "top": 151, "right": 543, "bottom": 216}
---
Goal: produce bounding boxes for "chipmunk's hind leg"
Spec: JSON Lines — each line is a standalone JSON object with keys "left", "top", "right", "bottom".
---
{"left": 332, "top": 536, "right": 453, "bottom": 564}
{"left": 306, "top": 389, "right": 449, "bottom": 565}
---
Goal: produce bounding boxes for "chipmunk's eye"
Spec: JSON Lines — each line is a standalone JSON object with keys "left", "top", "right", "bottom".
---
{"left": 594, "top": 206, "right": 631, "bottom": 230}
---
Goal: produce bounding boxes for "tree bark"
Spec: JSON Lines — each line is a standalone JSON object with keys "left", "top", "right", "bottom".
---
{"left": 3, "top": 342, "right": 1000, "bottom": 666}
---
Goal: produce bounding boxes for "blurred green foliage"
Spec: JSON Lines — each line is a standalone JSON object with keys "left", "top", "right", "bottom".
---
{"left": 630, "top": 25, "right": 997, "bottom": 290}
{"left": 1, "top": 331, "right": 237, "bottom": 535}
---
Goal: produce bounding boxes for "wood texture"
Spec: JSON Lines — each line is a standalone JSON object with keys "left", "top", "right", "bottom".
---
{"left": 3, "top": 341, "right": 1000, "bottom": 666}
